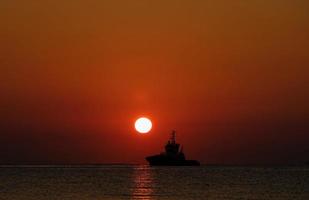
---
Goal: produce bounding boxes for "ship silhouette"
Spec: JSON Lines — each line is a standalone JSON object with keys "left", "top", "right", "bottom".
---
{"left": 145, "top": 130, "right": 200, "bottom": 166}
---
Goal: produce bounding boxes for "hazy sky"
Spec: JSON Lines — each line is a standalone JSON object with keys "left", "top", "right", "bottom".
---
{"left": 0, "top": 0, "right": 308, "bottom": 164}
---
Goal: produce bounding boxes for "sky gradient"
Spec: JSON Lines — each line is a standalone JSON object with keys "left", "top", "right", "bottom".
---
{"left": 0, "top": 0, "right": 308, "bottom": 164}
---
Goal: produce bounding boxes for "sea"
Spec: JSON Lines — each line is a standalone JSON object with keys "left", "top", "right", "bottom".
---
{"left": 0, "top": 165, "right": 308, "bottom": 200}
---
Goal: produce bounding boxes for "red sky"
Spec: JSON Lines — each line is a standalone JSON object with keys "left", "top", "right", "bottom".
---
{"left": 0, "top": 0, "right": 308, "bottom": 164}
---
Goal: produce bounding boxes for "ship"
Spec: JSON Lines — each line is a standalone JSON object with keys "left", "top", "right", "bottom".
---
{"left": 145, "top": 130, "right": 200, "bottom": 166}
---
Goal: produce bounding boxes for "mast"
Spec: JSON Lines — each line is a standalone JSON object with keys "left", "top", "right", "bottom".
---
{"left": 170, "top": 130, "right": 176, "bottom": 144}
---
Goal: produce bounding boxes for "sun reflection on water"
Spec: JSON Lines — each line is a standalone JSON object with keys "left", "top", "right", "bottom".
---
{"left": 131, "top": 165, "right": 154, "bottom": 200}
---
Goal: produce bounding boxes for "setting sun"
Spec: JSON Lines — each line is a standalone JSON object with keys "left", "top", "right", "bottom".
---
{"left": 135, "top": 117, "right": 152, "bottom": 134}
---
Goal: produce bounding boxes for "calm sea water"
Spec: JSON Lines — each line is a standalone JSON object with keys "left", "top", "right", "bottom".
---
{"left": 0, "top": 165, "right": 308, "bottom": 200}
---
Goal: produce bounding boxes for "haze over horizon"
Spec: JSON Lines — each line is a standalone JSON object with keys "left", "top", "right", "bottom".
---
{"left": 1, "top": 0, "right": 308, "bottom": 165}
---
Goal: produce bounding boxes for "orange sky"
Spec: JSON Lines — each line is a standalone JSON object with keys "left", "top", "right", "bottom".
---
{"left": 0, "top": 0, "right": 308, "bottom": 164}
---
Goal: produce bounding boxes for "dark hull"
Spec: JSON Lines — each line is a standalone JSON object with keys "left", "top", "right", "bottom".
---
{"left": 146, "top": 155, "right": 200, "bottom": 166}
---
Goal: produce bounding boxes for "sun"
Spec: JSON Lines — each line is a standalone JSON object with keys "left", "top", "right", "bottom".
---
{"left": 135, "top": 117, "right": 152, "bottom": 134}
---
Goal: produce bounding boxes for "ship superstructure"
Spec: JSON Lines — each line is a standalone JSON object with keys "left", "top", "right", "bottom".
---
{"left": 145, "top": 131, "right": 200, "bottom": 166}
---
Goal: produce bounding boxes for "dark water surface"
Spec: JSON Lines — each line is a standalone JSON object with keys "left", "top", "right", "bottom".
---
{"left": 0, "top": 165, "right": 308, "bottom": 199}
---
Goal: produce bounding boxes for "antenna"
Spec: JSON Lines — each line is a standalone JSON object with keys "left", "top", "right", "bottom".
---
{"left": 170, "top": 130, "right": 176, "bottom": 144}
